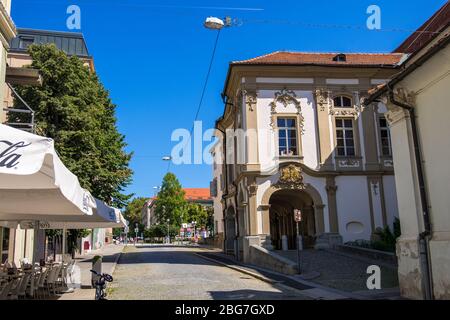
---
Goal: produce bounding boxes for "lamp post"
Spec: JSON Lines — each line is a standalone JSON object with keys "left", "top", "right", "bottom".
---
{"left": 167, "top": 219, "right": 170, "bottom": 244}
{"left": 134, "top": 222, "right": 139, "bottom": 246}
{"left": 293, "top": 209, "right": 303, "bottom": 274}
{"left": 192, "top": 221, "right": 197, "bottom": 243}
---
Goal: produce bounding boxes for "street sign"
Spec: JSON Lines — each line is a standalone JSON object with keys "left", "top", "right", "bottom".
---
{"left": 294, "top": 209, "right": 302, "bottom": 222}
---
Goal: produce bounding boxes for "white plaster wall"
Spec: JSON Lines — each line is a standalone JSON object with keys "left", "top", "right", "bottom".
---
{"left": 256, "top": 90, "right": 319, "bottom": 171}
{"left": 402, "top": 51, "right": 450, "bottom": 236}
{"left": 369, "top": 180, "right": 384, "bottom": 229}
{"left": 257, "top": 92, "right": 277, "bottom": 171}
{"left": 212, "top": 142, "right": 224, "bottom": 234}
{"left": 335, "top": 176, "right": 372, "bottom": 242}
{"left": 300, "top": 91, "right": 319, "bottom": 169}
{"left": 383, "top": 175, "right": 399, "bottom": 228}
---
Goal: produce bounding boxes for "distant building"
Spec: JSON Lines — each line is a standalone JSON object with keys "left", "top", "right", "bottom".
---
{"left": 141, "top": 188, "right": 213, "bottom": 229}
{"left": 3, "top": 28, "right": 94, "bottom": 128}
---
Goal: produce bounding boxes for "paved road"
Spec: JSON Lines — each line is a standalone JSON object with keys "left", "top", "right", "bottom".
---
{"left": 108, "top": 245, "right": 311, "bottom": 300}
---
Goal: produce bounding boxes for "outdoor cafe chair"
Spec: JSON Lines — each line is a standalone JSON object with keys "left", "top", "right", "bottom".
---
{"left": 0, "top": 279, "right": 14, "bottom": 300}
{"left": 37, "top": 268, "right": 50, "bottom": 299}
{"left": 17, "top": 273, "right": 32, "bottom": 300}
{"left": 9, "top": 273, "right": 30, "bottom": 300}
{"left": 46, "top": 264, "right": 61, "bottom": 295}
{"left": 27, "top": 270, "right": 41, "bottom": 299}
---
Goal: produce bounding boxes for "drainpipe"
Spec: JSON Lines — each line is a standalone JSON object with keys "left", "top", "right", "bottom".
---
{"left": 219, "top": 94, "right": 241, "bottom": 260}
{"left": 388, "top": 89, "right": 434, "bottom": 300}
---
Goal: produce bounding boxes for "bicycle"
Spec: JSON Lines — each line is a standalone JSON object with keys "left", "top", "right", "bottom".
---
{"left": 90, "top": 269, "right": 113, "bottom": 300}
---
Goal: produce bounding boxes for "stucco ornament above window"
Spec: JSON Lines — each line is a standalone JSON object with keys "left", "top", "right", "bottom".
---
{"left": 274, "top": 164, "right": 305, "bottom": 190}
{"left": 269, "top": 89, "right": 304, "bottom": 133}
{"left": 329, "top": 92, "right": 365, "bottom": 116}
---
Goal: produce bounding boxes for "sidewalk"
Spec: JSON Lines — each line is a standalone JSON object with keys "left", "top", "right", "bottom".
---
{"left": 195, "top": 249, "right": 400, "bottom": 300}
{"left": 57, "top": 244, "right": 124, "bottom": 300}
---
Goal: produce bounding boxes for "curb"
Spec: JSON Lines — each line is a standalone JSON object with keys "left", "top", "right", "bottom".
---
{"left": 194, "top": 251, "right": 367, "bottom": 300}
{"left": 193, "top": 252, "right": 279, "bottom": 285}
{"left": 110, "top": 245, "right": 124, "bottom": 276}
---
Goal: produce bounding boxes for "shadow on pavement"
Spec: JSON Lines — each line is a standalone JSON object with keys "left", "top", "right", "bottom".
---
{"left": 208, "top": 289, "right": 309, "bottom": 300}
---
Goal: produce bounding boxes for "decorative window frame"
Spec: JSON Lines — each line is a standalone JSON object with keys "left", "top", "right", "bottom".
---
{"left": 274, "top": 114, "right": 304, "bottom": 160}
{"left": 331, "top": 115, "right": 363, "bottom": 170}
{"left": 376, "top": 114, "right": 394, "bottom": 170}
{"left": 269, "top": 88, "right": 304, "bottom": 134}
{"left": 329, "top": 92, "right": 363, "bottom": 116}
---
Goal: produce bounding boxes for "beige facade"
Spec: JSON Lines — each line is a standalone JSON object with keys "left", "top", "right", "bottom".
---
{"left": 367, "top": 23, "right": 450, "bottom": 299}
{"left": 213, "top": 52, "right": 402, "bottom": 267}
{"left": 210, "top": 137, "right": 224, "bottom": 247}
{"left": 0, "top": 0, "right": 15, "bottom": 123}
{"left": 0, "top": 0, "right": 16, "bottom": 263}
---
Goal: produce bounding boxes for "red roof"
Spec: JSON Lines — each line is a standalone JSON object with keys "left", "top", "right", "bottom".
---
{"left": 231, "top": 51, "right": 404, "bottom": 66}
{"left": 148, "top": 188, "right": 211, "bottom": 202}
{"left": 183, "top": 188, "right": 211, "bottom": 201}
{"left": 394, "top": 2, "right": 450, "bottom": 54}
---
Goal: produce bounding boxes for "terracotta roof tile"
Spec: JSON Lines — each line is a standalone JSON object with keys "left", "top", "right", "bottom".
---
{"left": 394, "top": 2, "right": 450, "bottom": 54}
{"left": 183, "top": 188, "right": 211, "bottom": 201}
{"left": 232, "top": 51, "right": 404, "bottom": 66}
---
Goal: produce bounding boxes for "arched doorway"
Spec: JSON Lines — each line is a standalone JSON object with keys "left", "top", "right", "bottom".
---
{"left": 269, "top": 189, "right": 317, "bottom": 250}
{"left": 224, "top": 207, "right": 236, "bottom": 255}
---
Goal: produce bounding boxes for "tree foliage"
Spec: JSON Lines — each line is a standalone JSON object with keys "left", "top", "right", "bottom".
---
{"left": 124, "top": 197, "right": 147, "bottom": 229}
{"left": 186, "top": 203, "right": 209, "bottom": 228}
{"left": 10, "top": 44, "right": 133, "bottom": 255}
{"left": 10, "top": 44, "right": 133, "bottom": 207}
{"left": 154, "top": 173, "right": 187, "bottom": 227}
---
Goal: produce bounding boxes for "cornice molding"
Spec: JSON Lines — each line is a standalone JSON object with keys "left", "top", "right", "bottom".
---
{"left": 0, "top": 2, "right": 16, "bottom": 49}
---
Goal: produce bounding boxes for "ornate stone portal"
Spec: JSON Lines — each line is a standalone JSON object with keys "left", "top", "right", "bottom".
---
{"left": 274, "top": 164, "right": 305, "bottom": 190}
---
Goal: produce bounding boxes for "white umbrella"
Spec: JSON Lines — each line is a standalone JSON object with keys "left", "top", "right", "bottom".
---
{"left": 0, "top": 123, "right": 96, "bottom": 219}
{"left": 18, "top": 199, "right": 127, "bottom": 230}
{"left": 0, "top": 124, "right": 96, "bottom": 263}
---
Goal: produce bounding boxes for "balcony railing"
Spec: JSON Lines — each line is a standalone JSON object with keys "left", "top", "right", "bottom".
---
{"left": 3, "top": 83, "right": 35, "bottom": 133}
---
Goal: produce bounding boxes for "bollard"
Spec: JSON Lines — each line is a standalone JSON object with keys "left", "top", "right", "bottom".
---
{"left": 91, "top": 255, "right": 102, "bottom": 287}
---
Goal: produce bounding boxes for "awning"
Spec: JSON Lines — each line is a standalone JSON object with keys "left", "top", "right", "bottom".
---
{"left": 16, "top": 199, "right": 127, "bottom": 230}
{"left": 0, "top": 124, "right": 96, "bottom": 220}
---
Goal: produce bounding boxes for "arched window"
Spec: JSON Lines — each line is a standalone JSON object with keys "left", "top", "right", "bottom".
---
{"left": 333, "top": 96, "right": 352, "bottom": 108}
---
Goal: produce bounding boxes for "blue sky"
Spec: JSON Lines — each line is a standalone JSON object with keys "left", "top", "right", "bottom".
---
{"left": 11, "top": 0, "right": 447, "bottom": 199}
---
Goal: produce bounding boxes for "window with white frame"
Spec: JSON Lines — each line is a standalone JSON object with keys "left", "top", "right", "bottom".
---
{"left": 277, "top": 118, "right": 298, "bottom": 156}
{"left": 335, "top": 118, "right": 355, "bottom": 156}
{"left": 333, "top": 96, "right": 352, "bottom": 108}
{"left": 379, "top": 117, "right": 392, "bottom": 156}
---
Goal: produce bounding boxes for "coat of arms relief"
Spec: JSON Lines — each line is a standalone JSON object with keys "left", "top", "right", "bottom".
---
{"left": 274, "top": 164, "right": 305, "bottom": 190}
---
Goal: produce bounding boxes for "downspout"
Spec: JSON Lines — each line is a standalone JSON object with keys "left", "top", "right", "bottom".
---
{"left": 216, "top": 125, "right": 227, "bottom": 254}
{"left": 388, "top": 89, "right": 434, "bottom": 300}
{"left": 219, "top": 94, "right": 241, "bottom": 260}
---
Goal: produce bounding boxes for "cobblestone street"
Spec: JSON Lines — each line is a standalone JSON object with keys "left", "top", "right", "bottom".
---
{"left": 108, "top": 245, "right": 311, "bottom": 300}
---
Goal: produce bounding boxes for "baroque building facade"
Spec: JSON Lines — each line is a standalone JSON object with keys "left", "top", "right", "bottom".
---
{"left": 213, "top": 51, "right": 402, "bottom": 263}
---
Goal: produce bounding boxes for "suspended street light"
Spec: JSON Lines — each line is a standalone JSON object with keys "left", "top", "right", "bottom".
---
{"left": 204, "top": 16, "right": 225, "bottom": 30}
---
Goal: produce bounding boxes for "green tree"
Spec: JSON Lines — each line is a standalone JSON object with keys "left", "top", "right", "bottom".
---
{"left": 186, "top": 203, "right": 209, "bottom": 228}
{"left": 11, "top": 44, "right": 133, "bottom": 255}
{"left": 124, "top": 197, "right": 147, "bottom": 229}
{"left": 154, "top": 173, "right": 187, "bottom": 227}
{"left": 10, "top": 44, "right": 133, "bottom": 207}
